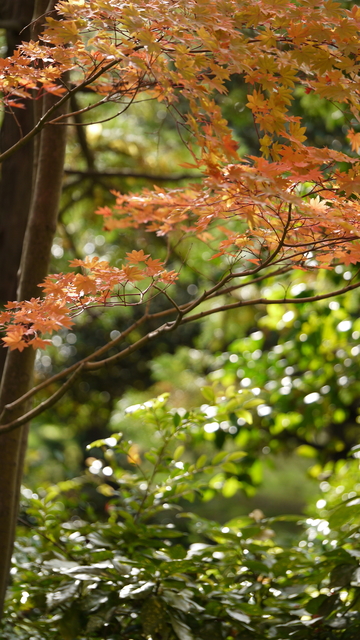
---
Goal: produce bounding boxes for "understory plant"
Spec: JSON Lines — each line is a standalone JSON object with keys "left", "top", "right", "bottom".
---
{"left": 3, "top": 394, "right": 360, "bottom": 639}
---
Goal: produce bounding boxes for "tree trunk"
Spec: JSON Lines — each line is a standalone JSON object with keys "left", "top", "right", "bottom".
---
{"left": 0, "top": 2, "right": 69, "bottom": 615}
{"left": 0, "top": 0, "right": 36, "bottom": 374}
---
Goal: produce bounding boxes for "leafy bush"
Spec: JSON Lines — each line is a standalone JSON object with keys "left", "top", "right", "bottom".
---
{"left": 3, "top": 395, "right": 360, "bottom": 639}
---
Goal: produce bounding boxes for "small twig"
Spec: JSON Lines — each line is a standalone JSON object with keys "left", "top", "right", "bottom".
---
{"left": 0, "top": 316, "right": 148, "bottom": 417}
{"left": 63, "top": 168, "right": 199, "bottom": 182}
{"left": 70, "top": 93, "right": 95, "bottom": 169}
{"left": 179, "top": 279, "right": 360, "bottom": 325}
{"left": 0, "top": 53, "right": 132, "bottom": 165}
{"left": 0, "top": 364, "right": 85, "bottom": 434}
{"left": 205, "top": 266, "right": 292, "bottom": 299}
{"left": 3, "top": 271, "right": 360, "bottom": 426}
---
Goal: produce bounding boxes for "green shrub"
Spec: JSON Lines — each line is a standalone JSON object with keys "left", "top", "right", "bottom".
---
{"left": 3, "top": 395, "right": 360, "bottom": 639}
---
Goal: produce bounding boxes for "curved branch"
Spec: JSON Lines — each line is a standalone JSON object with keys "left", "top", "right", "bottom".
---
{"left": 0, "top": 364, "right": 84, "bottom": 435}
{"left": 0, "top": 55, "right": 128, "bottom": 165}
{"left": 206, "top": 266, "right": 293, "bottom": 299}
{"left": 3, "top": 271, "right": 360, "bottom": 428}
{"left": 0, "top": 314, "right": 149, "bottom": 418}
{"left": 59, "top": 278, "right": 360, "bottom": 372}
{"left": 64, "top": 168, "right": 199, "bottom": 182}
{"left": 180, "top": 278, "right": 360, "bottom": 325}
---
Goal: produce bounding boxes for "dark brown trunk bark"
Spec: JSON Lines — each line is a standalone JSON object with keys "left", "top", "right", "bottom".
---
{"left": 0, "top": 90, "right": 68, "bottom": 618}
{"left": 0, "top": 0, "right": 36, "bottom": 374}
{"left": 0, "top": 1, "right": 69, "bottom": 617}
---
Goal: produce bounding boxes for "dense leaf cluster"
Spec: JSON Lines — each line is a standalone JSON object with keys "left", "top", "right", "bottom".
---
{"left": 4, "top": 397, "right": 360, "bottom": 639}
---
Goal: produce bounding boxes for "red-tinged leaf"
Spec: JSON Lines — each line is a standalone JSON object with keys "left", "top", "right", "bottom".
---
{"left": 2, "top": 329, "right": 27, "bottom": 352}
{"left": 29, "top": 337, "right": 52, "bottom": 350}
{"left": 0, "top": 311, "right": 12, "bottom": 325}
{"left": 222, "top": 134, "right": 239, "bottom": 160}
{"left": 5, "top": 100, "right": 26, "bottom": 109}
{"left": 145, "top": 258, "right": 165, "bottom": 276}
{"left": 72, "top": 274, "right": 97, "bottom": 295}
{"left": 4, "top": 0, "right": 360, "bottom": 351}
{"left": 347, "top": 128, "right": 360, "bottom": 153}
{"left": 43, "top": 84, "right": 67, "bottom": 96}
{"left": 96, "top": 206, "right": 113, "bottom": 217}
{"left": 178, "top": 162, "right": 201, "bottom": 169}
{"left": 69, "top": 258, "right": 86, "bottom": 267}
{"left": 126, "top": 250, "right": 150, "bottom": 264}
{"left": 159, "top": 270, "right": 178, "bottom": 283}
{"left": 122, "top": 265, "right": 145, "bottom": 281}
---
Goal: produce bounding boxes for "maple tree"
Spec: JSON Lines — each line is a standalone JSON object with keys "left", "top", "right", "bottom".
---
{"left": 1, "top": 0, "right": 360, "bottom": 619}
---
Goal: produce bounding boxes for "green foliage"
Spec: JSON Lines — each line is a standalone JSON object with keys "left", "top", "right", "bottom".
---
{"left": 3, "top": 396, "right": 360, "bottom": 639}
{"left": 146, "top": 277, "right": 360, "bottom": 475}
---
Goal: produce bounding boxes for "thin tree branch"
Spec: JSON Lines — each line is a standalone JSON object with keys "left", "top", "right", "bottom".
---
{"left": 2, "top": 273, "right": 360, "bottom": 427}
{"left": 0, "top": 54, "right": 131, "bottom": 165}
{"left": 0, "top": 364, "right": 84, "bottom": 434}
{"left": 0, "top": 315, "right": 149, "bottom": 418}
{"left": 179, "top": 279, "right": 360, "bottom": 325}
{"left": 205, "top": 266, "right": 293, "bottom": 299}
{"left": 63, "top": 168, "right": 199, "bottom": 182}
{"left": 70, "top": 94, "right": 95, "bottom": 169}
{"left": 84, "top": 329, "right": 159, "bottom": 370}
{"left": 67, "top": 278, "right": 360, "bottom": 372}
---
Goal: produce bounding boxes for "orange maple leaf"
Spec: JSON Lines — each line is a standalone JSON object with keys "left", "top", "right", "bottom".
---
{"left": 347, "top": 128, "right": 360, "bottom": 154}
{"left": 2, "top": 328, "right": 27, "bottom": 352}
{"left": 126, "top": 250, "right": 150, "bottom": 264}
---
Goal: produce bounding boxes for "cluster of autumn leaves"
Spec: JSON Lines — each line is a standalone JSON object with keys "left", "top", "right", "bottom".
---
{"left": 1, "top": 0, "right": 360, "bottom": 350}
{"left": 0, "top": 254, "right": 177, "bottom": 351}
